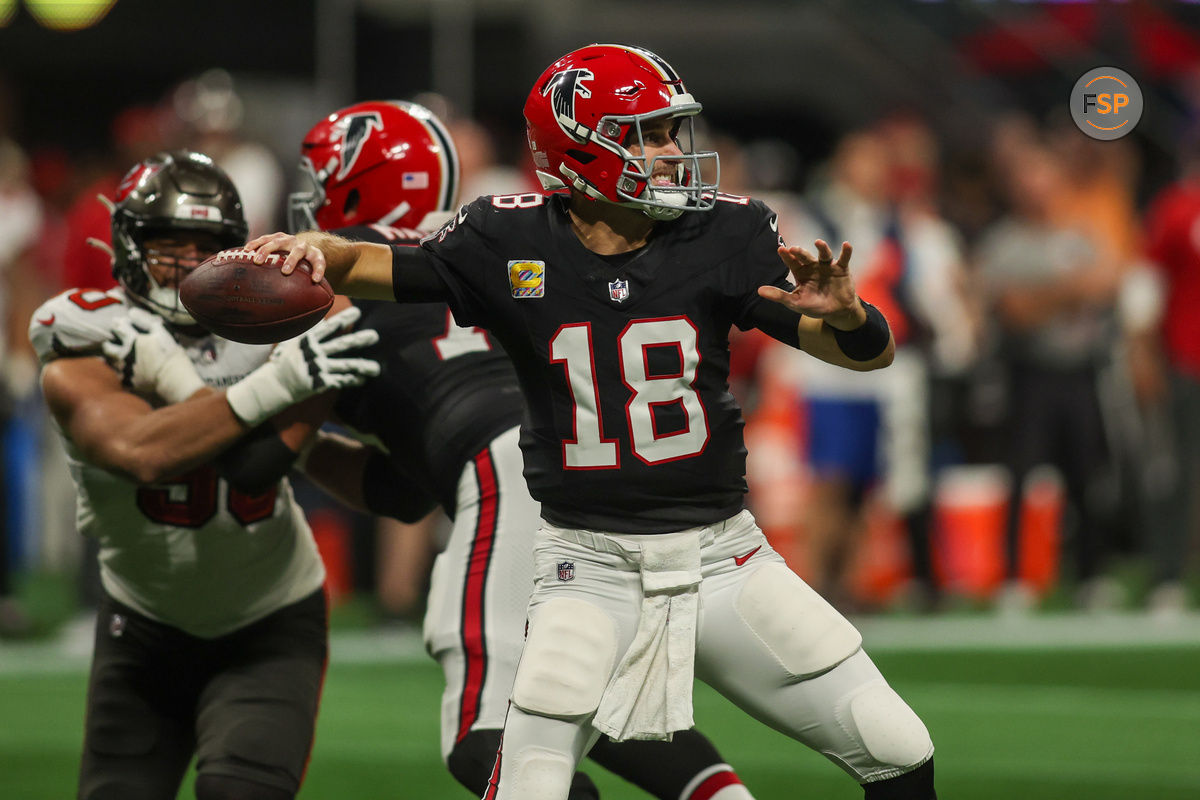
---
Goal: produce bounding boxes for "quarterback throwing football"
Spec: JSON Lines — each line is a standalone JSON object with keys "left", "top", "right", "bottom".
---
{"left": 250, "top": 44, "right": 936, "bottom": 800}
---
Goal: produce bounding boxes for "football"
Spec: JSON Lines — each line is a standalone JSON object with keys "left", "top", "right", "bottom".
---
{"left": 180, "top": 249, "right": 334, "bottom": 344}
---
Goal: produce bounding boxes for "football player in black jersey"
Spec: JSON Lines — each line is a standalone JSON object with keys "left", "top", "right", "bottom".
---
{"left": 251, "top": 45, "right": 936, "bottom": 800}
{"left": 288, "top": 100, "right": 758, "bottom": 800}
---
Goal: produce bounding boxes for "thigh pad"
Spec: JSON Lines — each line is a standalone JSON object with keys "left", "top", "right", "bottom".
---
{"left": 510, "top": 597, "right": 617, "bottom": 718}
{"left": 735, "top": 563, "right": 862, "bottom": 679}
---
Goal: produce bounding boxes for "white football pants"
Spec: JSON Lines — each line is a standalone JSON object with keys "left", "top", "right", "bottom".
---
{"left": 485, "top": 510, "right": 934, "bottom": 800}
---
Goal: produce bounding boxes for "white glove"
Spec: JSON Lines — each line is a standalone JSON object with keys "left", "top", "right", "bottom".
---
{"left": 102, "top": 308, "right": 206, "bottom": 405}
{"left": 225, "top": 306, "right": 380, "bottom": 428}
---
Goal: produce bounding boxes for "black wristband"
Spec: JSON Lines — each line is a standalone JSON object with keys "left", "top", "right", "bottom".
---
{"left": 215, "top": 426, "right": 297, "bottom": 496}
{"left": 831, "top": 300, "right": 891, "bottom": 361}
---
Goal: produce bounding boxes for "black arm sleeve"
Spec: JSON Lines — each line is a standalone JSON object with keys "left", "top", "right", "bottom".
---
{"left": 390, "top": 244, "right": 453, "bottom": 302}
{"left": 743, "top": 298, "right": 803, "bottom": 348}
{"left": 362, "top": 449, "right": 439, "bottom": 523}
{"left": 214, "top": 425, "right": 298, "bottom": 496}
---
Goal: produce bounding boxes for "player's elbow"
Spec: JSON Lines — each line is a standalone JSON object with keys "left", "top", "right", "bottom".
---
{"left": 874, "top": 338, "right": 896, "bottom": 368}
{"left": 128, "top": 457, "right": 175, "bottom": 486}
{"left": 115, "top": 445, "right": 183, "bottom": 485}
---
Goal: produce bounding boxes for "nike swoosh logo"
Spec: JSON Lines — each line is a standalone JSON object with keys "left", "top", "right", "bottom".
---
{"left": 733, "top": 545, "right": 762, "bottom": 566}
{"left": 769, "top": 216, "right": 779, "bottom": 232}
{"left": 37, "top": 314, "right": 55, "bottom": 326}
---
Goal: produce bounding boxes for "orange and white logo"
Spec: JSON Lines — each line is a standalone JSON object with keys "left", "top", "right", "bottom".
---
{"left": 1071, "top": 67, "right": 1142, "bottom": 141}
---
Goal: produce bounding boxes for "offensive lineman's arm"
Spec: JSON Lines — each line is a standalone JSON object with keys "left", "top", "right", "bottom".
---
{"left": 299, "top": 431, "right": 438, "bottom": 523}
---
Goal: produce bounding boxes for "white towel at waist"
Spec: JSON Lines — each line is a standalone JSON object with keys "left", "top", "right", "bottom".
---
{"left": 592, "top": 530, "right": 702, "bottom": 742}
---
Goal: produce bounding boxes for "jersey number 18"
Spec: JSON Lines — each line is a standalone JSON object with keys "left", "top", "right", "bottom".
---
{"left": 551, "top": 317, "right": 710, "bottom": 469}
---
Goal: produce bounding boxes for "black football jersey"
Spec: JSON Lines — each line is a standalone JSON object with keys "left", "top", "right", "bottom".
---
{"left": 420, "top": 191, "right": 793, "bottom": 533}
{"left": 332, "top": 224, "right": 525, "bottom": 513}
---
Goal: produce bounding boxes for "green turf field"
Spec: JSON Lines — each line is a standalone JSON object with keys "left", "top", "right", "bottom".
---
{"left": 3, "top": 616, "right": 1199, "bottom": 799}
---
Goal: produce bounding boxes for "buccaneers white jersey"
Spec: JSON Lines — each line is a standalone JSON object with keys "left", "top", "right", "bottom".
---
{"left": 31, "top": 287, "right": 325, "bottom": 638}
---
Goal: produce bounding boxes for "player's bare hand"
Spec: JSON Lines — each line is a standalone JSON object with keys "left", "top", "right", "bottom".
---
{"left": 758, "top": 240, "right": 865, "bottom": 328}
{"left": 244, "top": 232, "right": 328, "bottom": 283}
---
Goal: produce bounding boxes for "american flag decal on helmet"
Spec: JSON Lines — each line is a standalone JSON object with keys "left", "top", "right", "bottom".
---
{"left": 557, "top": 561, "right": 575, "bottom": 582}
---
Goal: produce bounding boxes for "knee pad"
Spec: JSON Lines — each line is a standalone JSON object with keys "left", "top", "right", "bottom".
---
{"left": 735, "top": 563, "right": 862, "bottom": 678}
{"left": 447, "top": 728, "right": 502, "bottom": 796}
{"left": 194, "top": 774, "right": 293, "bottom": 800}
{"left": 848, "top": 683, "right": 934, "bottom": 771}
{"left": 499, "top": 746, "right": 576, "bottom": 800}
{"left": 511, "top": 597, "right": 617, "bottom": 718}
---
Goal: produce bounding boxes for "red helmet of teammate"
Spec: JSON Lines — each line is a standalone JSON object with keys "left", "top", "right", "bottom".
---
{"left": 523, "top": 43, "right": 719, "bottom": 220}
{"left": 289, "top": 100, "right": 459, "bottom": 233}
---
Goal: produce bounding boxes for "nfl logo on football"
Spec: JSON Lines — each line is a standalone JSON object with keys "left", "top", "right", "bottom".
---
{"left": 608, "top": 278, "right": 629, "bottom": 303}
{"left": 557, "top": 561, "right": 575, "bottom": 582}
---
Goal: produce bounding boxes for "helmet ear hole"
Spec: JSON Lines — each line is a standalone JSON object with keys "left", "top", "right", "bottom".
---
{"left": 566, "top": 149, "right": 597, "bottom": 164}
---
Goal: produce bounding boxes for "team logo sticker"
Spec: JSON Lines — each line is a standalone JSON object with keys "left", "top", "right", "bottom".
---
{"left": 335, "top": 111, "right": 384, "bottom": 179}
{"left": 508, "top": 260, "right": 545, "bottom": 298}
{"left": 544, "top": 68, "right": 593, "bottom": 141}
{"left": 175, "top": 204, "right": 223, "bottom": 221}
{"left": 557, "top": 561, "right": 575, "bottom": 582}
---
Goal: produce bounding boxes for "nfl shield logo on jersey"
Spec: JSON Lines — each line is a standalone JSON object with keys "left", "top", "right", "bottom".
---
{"left": 608, "top": 278, "right": 629, "bottom": 303}
{"left": 557, "top": 561, "right": 575, "bottom": 582}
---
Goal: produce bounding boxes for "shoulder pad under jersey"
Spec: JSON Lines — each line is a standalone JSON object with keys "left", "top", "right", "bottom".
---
{"left": 29, "top": 287, "right": 129, "bottom": 365}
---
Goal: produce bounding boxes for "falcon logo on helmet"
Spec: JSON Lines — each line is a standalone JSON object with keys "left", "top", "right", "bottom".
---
{"left": 336, "top": 111, "right": 385, "bottom": 181}
{"left": 544, "top": 68, "right": 593, "bottom": 142}
{"left": 523, "top": 43, "right": 720, "bottom": 221}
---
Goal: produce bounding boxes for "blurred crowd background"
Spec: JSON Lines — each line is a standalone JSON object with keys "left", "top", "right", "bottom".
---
{"left": 3, "top": 0, "right": 1200, "bottom": 638}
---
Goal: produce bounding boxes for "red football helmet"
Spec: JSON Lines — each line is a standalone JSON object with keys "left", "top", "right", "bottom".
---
{"left": 289, "top": 100, "right": 459, "bottom": 233}
{"left": 523, "top": 43, "right": 719, "bottom": 220}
